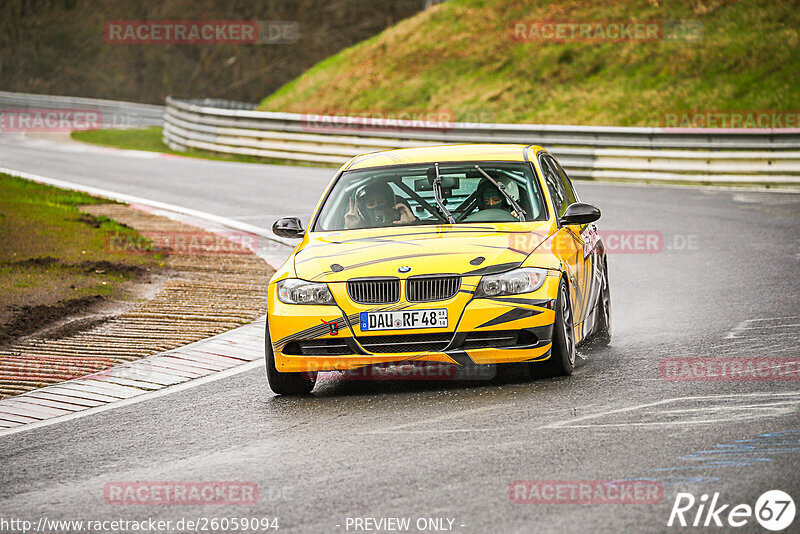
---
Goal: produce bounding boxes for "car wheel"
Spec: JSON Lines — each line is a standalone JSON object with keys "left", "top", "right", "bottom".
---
{"left": 537, "top": 278, "right": 576, "bottom": 377}
{"left": 265, "top": 320, "right": 316, "bottom": 395}
{"left": 592, "top": 260, "right": 611, "bottom": 346}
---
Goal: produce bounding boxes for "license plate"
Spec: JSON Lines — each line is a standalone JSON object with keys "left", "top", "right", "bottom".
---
{"left": 359, "top": 309, "right": 448, "bottom": 331}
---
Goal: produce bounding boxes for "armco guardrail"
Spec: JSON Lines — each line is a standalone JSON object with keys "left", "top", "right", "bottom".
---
{"left": 161, "top": 96, "right": 795, "bottom": 185}
{"left": 0, "top": 91, "right": 163, "bottom": 129}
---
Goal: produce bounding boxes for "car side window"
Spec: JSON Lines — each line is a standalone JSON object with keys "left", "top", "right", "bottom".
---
{"left": 540, "top": 156, "right": 568, "bottom": 216}
{"left": 551, "top": 157, "right": 578, "bottom": 204}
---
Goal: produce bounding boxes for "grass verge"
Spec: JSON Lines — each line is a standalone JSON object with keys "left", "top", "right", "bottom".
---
{"left": 0, "top": 173, "right": 163, "bottom": 343}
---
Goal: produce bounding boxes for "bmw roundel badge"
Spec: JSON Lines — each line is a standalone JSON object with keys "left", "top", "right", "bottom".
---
{"left": 398, "top": 265, "right": 412, "bottom": 273}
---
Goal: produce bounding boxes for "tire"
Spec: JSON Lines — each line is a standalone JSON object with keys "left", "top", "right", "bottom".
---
{"left": 592, "top": 260, "right": 611, "bottom": 346}
{"left": 537, "top": 278, "right": 576, "bottom": 378}
{"left": 265, "top": 320, "right": 316, "bottom": 395}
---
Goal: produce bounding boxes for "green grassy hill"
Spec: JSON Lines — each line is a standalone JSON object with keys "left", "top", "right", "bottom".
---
{"left": 259, "top": 0, "right": 800, "bottom": 126}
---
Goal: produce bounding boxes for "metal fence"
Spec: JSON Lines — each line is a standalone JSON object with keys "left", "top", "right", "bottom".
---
{"left": 4, "top": 92, "right": 797, "bottom": 185}
{"left": 163, "top": 97, "right": 800, "bottom": 185}
{"left": 0, "top": 91, "right": 163, "bottom": 129}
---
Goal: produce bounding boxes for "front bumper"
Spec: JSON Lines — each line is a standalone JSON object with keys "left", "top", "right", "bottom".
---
{"left": 268, "top": 274, "right": 559, "bottom": 373}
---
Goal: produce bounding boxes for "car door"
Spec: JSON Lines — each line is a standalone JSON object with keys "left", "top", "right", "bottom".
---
{"left": 538, "top": 154, "right": 587, "bottom": 330}
{"left": 550, "top": 155, "right": 599, "bottom": 339}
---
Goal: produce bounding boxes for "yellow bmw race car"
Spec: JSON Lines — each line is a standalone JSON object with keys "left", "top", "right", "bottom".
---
{"left": 266, "top": 144, "right": 610, "bottom": 394}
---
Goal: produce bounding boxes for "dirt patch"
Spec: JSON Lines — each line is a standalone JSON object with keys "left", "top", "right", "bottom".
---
{"left": 75, "top": 213, "right": 103, "bottom": 228}
{"left": 0, "top": 295, "right": 105, "bottom": 346}
{"left": 9, "top": 257, "right": 149, "bottom": 277}
{"left": 1, "top": 258, "right": 155, "bottom": 341}
{"left": 11, "top": 256, "right": 59, "bottom": 267}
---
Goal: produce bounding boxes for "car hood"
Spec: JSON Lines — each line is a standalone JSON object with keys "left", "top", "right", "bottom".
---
{"left": 293, "top": 223, "right": 551, "bottom": 282}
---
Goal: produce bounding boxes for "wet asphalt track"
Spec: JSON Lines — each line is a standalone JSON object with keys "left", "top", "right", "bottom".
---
{"left": 1, "top": 134, "right": 799, "bottom": 533}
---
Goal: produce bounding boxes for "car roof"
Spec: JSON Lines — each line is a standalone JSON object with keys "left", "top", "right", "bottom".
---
{"left": 346, "top": 144, "right": 547, "bottom": 171}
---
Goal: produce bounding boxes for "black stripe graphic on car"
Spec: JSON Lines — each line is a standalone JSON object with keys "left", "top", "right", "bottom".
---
{"left": 328, "top": 236, "right": 425, "bottom": 246}
{"left": 444, "top": 350, "right": 475, "bottom": 367}
{"left": 273, "top": 303, "right": 412, "bottom": 349}
{"left": 476, "top": 307, "right": 540, "bottom": 329}
{"left": 487, "top": 297, "right": 552, "bottom": 307}
{"left": 462, "top": 261, "right": 523, "bottom": 276}
{"left": 295, "top": 241, "right": 425, "bottom": 265}
{"left": 474, "top": 244, "right": 531, "bottom": 256}
{"left": 523, "top": 348, "right": 552, "bottom": 362}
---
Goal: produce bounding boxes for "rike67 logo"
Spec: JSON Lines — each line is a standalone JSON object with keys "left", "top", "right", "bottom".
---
{"left": 668, "top": 490, "right": 795, "bottom": 531}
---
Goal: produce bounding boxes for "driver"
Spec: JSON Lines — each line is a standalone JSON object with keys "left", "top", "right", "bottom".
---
{"left": 344, "top": 182, "right": 417, "bottom": 229}
{"left": 477, "top": 176, "right": 521, "bottom": 214}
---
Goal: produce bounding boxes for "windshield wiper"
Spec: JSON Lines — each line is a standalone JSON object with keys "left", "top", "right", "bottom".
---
{"left": 433, "top": 163, "right": 456, "bottom": 224}
{"left": 473, "top": 165, "right": 527, "bottom": 222}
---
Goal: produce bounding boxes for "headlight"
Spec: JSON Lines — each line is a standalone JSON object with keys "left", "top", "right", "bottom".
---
{"left": 474, "top": 267, "right": 548, "bottom": 298}
{"left": 276, "top": 279, "right": 335, "bottom": 305}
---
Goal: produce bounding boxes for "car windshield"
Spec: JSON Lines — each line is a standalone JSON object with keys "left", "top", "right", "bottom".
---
{"left": 313, "top": 162, "right": 547, "bottom": 231}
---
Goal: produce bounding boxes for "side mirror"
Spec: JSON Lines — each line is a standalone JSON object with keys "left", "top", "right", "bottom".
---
{"left": 273, "top": 217, "right": 305, "bottom": 238}
{"left": 559, "top": 202, "right": 601, "bottom": 226}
